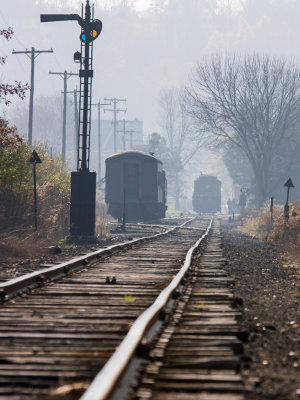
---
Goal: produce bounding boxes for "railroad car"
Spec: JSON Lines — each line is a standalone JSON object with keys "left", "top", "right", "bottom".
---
{"left": 193, "top": 175, "right": 221, "bottom": 213}
{"left": 105, "top": 150, "right": 167, "bottom": 222}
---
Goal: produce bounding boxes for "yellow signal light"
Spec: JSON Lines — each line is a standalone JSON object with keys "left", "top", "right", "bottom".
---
{"left": 91, "top": 30, "right": 97, "bottom": 38}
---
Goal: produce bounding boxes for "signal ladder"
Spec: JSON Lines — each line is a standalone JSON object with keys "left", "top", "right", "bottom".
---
{"left": 77, "top": 4, "right": 94, "bottom": 171}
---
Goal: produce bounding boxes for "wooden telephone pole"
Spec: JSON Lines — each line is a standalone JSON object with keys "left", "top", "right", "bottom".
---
{"left": 12, "top": 47, "right": 53, "bottom": 145}
{"left": 104, "top": 97, "right": 126, "bottom": 153}
{"left": 49, "top": 70, "right": 77, "bottom": 162}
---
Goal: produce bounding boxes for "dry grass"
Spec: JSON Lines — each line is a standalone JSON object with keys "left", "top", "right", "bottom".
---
{"left": 0, "top": 184, "right": 70, "bottom": 261}
{"left": 95, "top": 190, "right": 111, "bottom": 239}
{"left": 237, "top": 206, "right": 273, "bottom": 240}
{"left": 0, "top": 187, "right": 111, "bottom": 262}
{"left": 238, "top": 201, "right": 300, "bottom": 263}
{"left": 0, "top": 233, "right": 52, "bottom": 261}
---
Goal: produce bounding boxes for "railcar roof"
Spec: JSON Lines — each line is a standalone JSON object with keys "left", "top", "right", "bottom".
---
{"left": 106, "top": 150, "right": 162, "bottom": 163}
{"left": 195, "top": 175, "right": 221, "bottom": 183}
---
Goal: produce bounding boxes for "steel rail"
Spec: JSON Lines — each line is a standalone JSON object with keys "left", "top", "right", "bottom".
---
{"left": 0, "top": 218, "right": 194, "bottom": 302}
{"left": 80, "top": 217, "right": 213, "bottom": 400}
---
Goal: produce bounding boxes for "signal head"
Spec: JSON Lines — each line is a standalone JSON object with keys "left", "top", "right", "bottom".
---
{"left": 80, "top": 19, "right": 102, "bottom": 43}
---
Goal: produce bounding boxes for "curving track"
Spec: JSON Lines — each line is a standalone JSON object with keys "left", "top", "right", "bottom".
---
{"left": 81, "top": 218, "right": 248, "bottom": 400}
{"left": 0, "top": 217, "right": 211, "bottom": 400}
{"left": 130, "top": 219, "right": 248, "bottom": 400}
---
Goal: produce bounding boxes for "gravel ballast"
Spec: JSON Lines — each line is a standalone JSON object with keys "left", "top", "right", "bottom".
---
{"left": 221, "top": 219, "right": 300, "bottom": 400}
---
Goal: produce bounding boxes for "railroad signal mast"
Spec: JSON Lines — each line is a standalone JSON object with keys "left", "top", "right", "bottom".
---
{"left": 41, "top": 0, "right": 102, "bottom": 237}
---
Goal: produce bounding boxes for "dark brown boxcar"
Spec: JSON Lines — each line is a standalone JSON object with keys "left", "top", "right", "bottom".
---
{"left": 193, "top": 175, "right": 221, "bottom": 213}
{"left": 105, "top": 150, "right": 167, "bottom": 221}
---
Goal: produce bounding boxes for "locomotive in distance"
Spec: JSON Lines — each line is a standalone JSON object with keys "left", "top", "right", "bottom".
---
{"left": 193, "top": 174, "right": 221, "bottom": 214}
{"left": 105, "top": 150, "right": 167, "bottom": 222}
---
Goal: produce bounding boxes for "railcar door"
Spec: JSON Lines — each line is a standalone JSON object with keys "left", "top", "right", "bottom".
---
{"left": 123, "top": 162, "right": 139, "bottom": 200}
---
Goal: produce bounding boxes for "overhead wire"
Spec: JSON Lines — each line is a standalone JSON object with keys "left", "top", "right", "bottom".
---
{"left": 0, "top": 3, "right": 69, "bottom": 97}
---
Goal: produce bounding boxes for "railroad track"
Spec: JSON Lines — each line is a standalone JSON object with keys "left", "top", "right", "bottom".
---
{"left": 0, "top": 218, "right": 180, "bottom": 283}
{"left": 0, "top": 217, "right": 213, "bottom": 399}
{"left": 82, "top": 218, "right": 248, "bottom": 400}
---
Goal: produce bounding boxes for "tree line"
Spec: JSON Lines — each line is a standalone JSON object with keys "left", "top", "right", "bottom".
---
{"left": 3, "top": 6, "right": 300, "bottom": 209}
{"left": 153, "top": 52, "right": 300, "bottom": 206}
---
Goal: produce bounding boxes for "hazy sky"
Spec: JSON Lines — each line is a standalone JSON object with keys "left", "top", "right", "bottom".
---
{"left": 134, "top": 0, "right": 152, "bottom": 12}
{"left": 3, "top": 0, "right": 300, "bottom": 200}
{"left": 0, "top": 0, "right": 158, "bottom": 128}
{"left": 1, "top": 0, "right": 176, "bottom": 135}
{"left": 2, "top": 0, "right": 300, "bottom": 138}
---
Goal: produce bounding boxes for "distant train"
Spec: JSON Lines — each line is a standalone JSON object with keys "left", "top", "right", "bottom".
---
{"left": 193, "top": 175, "right": 221, "bottom": 214}
{"left": 105, "top": 150, "right": 167, "bottom": 222}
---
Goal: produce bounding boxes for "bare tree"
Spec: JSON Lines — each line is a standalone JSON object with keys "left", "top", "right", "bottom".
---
{"left": 158, "top": 87, "right": 201, "bottom": 209}
{"left": 186, "top": 53, "right": 300, "bottom": 203}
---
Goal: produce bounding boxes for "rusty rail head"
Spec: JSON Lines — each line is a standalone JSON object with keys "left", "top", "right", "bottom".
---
{"left": 80, "top": 217, "right": 213, "bottom": 400}
{"left": 0, "top": 218, "right": 194, "bottom": 302}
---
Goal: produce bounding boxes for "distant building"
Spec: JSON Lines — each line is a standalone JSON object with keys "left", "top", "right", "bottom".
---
{"left": 88, "top": 118, "right": 143, "bottom": 177}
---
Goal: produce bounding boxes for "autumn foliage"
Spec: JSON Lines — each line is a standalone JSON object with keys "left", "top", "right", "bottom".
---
{"left": 0, "top": 118, "right": 70, "bottom": 244}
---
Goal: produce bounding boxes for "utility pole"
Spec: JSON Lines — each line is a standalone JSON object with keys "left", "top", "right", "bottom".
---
{"left": 117, "top": 119, "right": 137, "bottom": 151}
{"left": 91, "top": 100, "right": 111, "bottom": 182}
{"left": 49, "top": 70, "right": 77, "bottom": 162}
{"left": 12, "top": 47, "right": 53, "bottom": 145}
{"left": 104, "top": 97, "right": 126, "bottom": 153}
{"left": 128, "top": 129, "right": 137, "bottom": 149}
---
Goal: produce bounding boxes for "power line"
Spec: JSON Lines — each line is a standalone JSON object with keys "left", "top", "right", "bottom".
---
{"left": 128, "top": 128, "right": 138, "bottom": 149}
{"left": 12, "top": 47, "right": 53, "bottom": 145}
{"left": 117, "top": 119, "right": 137, "bottom": 151}
{"left": 104, "top": 97, "right": 127, "bottom": 153}
{"left": 49, "top": 70, "right": 78, "bottom": 162}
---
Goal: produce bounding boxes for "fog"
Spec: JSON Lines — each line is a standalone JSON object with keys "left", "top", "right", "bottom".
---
{"left": 3, "top": 0, "right": 300, "bottom": 131}
{"left": 2, "top": 0, "right": 300, "bottom": 204}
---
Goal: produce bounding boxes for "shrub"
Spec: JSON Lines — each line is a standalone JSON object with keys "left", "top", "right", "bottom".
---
{"left": 0, "top": 118, "right": 70, "bottom": 240}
